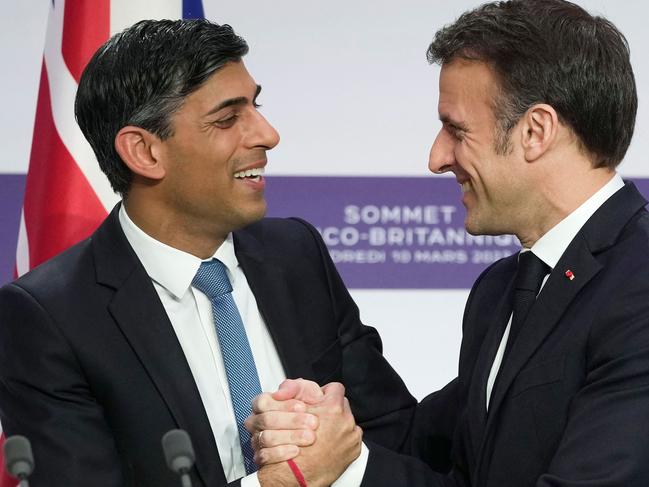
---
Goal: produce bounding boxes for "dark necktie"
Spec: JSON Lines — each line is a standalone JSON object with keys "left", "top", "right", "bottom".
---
{"left": 505, "top": 251, "right": 550, "bottom": 357}
{"left": 192, "top": 259, "right": 261, "bottom": 474}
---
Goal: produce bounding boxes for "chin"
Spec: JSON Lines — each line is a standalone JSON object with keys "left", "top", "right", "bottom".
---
{"left": 237, "top": 202, "right": 267, "bottom": 228}
{"left": 464, "top": 214, "right": 497, "bottom": 237}
{"left": 464, "top": 215, "right": 481, "bottom": 236}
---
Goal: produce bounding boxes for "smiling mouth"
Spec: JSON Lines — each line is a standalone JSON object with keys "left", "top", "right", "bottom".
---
{"left": 234, "top": 167, "right": 265, "bottom": 182}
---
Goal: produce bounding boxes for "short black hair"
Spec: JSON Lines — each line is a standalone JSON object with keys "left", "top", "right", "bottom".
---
{"left": 75, "top": 19, "right": 249, "bottom": 196}
{"left": 427, "top": 0, "right": 637, "bottom": 167}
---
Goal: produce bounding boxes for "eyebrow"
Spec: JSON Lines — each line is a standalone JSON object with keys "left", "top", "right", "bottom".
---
{"left": 205, "top": 84, "right": 262, "bottom": 116}
{"left": 439, "top": 114, "right": 469, "bottom": 132}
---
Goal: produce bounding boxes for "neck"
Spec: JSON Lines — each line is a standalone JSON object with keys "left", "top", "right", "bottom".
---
{"left": 516, "top": 163, "right": 615, "bottom": 248}
{"left": 123, "top": 194, "right": 227, "bottom": 259}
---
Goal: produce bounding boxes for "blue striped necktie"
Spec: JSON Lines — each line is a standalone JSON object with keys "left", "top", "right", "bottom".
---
{"left": 192, "top": 259, "right": 261, "bottom": 474}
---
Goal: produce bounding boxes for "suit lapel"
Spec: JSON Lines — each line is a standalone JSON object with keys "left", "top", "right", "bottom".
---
{"left": 485, "top": 238, "right": 601, "bottom": 423}
{"left": 466, "top": 275, "right": 515, "bottom": 456}
{"left": 93, "top": 207, "right": 224, "bottom": 487}
{"left": 234, "top": 230, "right": 315, "bottom": 381}
{"left": 480, "top": 182, "right": 647, "bottom": 460}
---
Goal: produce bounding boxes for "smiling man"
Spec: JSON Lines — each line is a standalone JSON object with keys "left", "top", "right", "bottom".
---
{"left": 366, "top": 0, "right": 649, "bottom": 484}
{"left": 248, "top": 1, "right": 649, "bottom": 486}
{"left": 0, "top": 19, "right": 415, "bottom": 487}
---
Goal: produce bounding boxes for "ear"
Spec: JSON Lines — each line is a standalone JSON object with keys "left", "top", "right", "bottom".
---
{"left": 520, "top": 104, "right": 559, "bottom": 162}
{"left": 114, "top": 126, "right": 166, "bottom": 181}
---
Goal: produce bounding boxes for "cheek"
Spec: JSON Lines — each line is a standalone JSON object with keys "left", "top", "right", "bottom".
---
{"left": 213, "top": 129, "right": 244, "bottom": 159}
{"left": 461, "top": 136, "right": 498, "bottom": 172}
{"left": 454, "top": 142, "right": 481, "bottom": 178}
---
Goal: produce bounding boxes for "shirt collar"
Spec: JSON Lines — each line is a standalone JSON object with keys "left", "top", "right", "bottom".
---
{"left": 530, "top": 173, "right": 624, "bottom": 269}
{"left": 118, "top": 205, "right": 239, "bottom": 299}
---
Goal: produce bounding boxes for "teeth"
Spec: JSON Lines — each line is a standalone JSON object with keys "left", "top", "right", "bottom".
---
{"left": 234, "top": 167, "right": 265, "bottom": 179}
{"left": 460, "top": 182, "right": 471, "bottom": 193}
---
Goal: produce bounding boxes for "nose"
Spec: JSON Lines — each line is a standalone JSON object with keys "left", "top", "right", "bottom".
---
{"left": 428, "top": 129, "right": 455, "bottom": 174}
{"left": 248, "top": 110, "right": 280, "bottom": 150}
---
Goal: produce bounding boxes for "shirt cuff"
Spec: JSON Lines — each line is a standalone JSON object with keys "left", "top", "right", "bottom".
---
{"left": 332, "top": 441, "right": 369, "bottom": 487}
{"left": 241, "top": 472, "right": 261, "bottom": 487}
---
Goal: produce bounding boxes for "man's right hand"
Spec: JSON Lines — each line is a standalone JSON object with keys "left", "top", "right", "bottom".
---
{"left": 253, "top": 381, "right": 363, "bottom": 487}
{"left": 246, "top": 379, "right": 324, "bottom": 464}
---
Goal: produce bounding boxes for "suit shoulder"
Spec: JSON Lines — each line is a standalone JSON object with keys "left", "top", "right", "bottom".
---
{"left": 237, "top": 217, "right": 322, "bottom": 247}
{"left": 3, "top": 237, "right": 95, "bottom": 302}
{"left": 240, "top": 216, "right": 317, "bottom": 233}
{"left": 595, "top": 208, "right": 649, "bottom": 272}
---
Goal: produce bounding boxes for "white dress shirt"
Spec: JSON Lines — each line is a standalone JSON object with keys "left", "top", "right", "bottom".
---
{"left": 485, "top": 174, "right": 625, "bottom": 409}
{"left": 119, "top": 206, "right": 367, "bottom": 486}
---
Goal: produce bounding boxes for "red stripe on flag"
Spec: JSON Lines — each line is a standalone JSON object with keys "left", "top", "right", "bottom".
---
{"left": 62, "top": 0, "right": 110, "bottom": 83}
{"left": 0, "top": 433, "right": 16, "bottom": 487}
{"left": 23, "top": 61, "right": 108, "bottom": 269}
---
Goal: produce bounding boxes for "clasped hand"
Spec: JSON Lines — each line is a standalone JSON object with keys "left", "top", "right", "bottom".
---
{"left": 244, "top": 379, "right": 363, "bottom": 486}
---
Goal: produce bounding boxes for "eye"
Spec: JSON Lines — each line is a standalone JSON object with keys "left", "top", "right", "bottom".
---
{"left": 444, "top": 123, "right": 464, "bottom": 141}
{"left": 213, "top": 113, "right": 239, "bottom": 128}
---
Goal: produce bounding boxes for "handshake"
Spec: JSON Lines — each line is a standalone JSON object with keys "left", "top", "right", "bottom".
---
{"left": 245, "top": 379, "right": 364, "bottom": 487}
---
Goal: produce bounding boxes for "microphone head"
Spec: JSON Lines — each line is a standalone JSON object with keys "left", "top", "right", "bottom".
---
{"left": 162, "top": 429, "right": 195, "bottom": 474}
{"left": 3, "top": 435, "right": 34, "bottom": 479}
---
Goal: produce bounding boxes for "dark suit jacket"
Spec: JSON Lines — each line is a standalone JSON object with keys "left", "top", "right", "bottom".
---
{"left": 0, "top": 207, "right": 416, "bottom": 487}
{"left": 363, "top": 181, "right": 649, "bottom": 486}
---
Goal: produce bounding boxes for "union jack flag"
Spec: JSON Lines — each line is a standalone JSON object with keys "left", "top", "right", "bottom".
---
{"left": 3, "top": 0, "right": 204, "bottom": 483}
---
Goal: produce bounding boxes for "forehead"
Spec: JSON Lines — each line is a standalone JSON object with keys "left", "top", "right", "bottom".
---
{"left": 438, "top": 59, "right": 499, "bottom": 125}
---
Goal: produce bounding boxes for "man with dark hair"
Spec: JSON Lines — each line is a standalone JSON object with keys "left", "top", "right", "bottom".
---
{"left": 249, "top": 1, "right": 649, "bottom": 485}
{"left": 0, "top": 19, "right": 415, "bottom": 487}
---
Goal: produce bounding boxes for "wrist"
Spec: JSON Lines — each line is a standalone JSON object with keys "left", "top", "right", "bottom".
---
{"left": 258, "top": 463, "right": 299, "bottom": 487}
{"left": 287, "top": 459, "right": 308, "bottom": 487}
{"left": 293, "top": 458, "right": 337, "bottom": 487}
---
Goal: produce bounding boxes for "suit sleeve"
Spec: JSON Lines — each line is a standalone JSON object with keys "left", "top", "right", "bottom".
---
{"left": 537, "top": 293, "right": 649, "bottom": 486}
{"left": 0, "top": 282, "right": 125, "bottom": 486}
{"left": 357, "top": 258, "right": 504, "bottom": 487}
{"left": 361, "top": 441, "right": 463, "bottom": 487}
{"left": 290, "top": 217, "right": 418, "bottom": 451}
{"left": 360, "top": 382, "right": 468, "bottom": 487}
{"left": 0, "top": 283, "right": 248, "bottom": 487}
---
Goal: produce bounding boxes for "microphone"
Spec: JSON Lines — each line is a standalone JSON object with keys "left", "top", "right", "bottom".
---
{"left": 162, "top": 429, "right": 195, "bottom": 487}
{"left": 3, "top": 435, "right": 34, "bottom": 487}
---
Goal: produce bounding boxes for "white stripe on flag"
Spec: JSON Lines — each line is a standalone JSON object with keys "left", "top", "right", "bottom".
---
{"left": 44, "top": 0, "right": 119, "bottom": 213}
{"left": 15, "top": 210, "right": 29, "bottom": 277}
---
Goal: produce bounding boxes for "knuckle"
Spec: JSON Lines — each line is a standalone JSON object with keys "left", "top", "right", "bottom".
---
{"left": 296, "top": 412, "right": 311, "bottom": 428}
{"left": 293, "top": 429, "right": 308, "bottom": 444}
{"left": 286, "top": 433, "right": 299, "bottom": 448}
{"left": 330, "top": 382, "right": 346, "bottom": 395}
{"left": 303, "top": 428, "right": 315, "bottom": 444}
{"left": 260, "top": 430, "right": 271, "bottom": 448}
{"left": 252, "top": 414, "right": 264, "bottom": 430}
{"left": 257, "top": 450, "right": 268, "bottom": 465}
{"left": 256, "top": 412, "right": 273, "bottom": 430}
{"left": 331, "top": 403, "right": 344, "bottom": 415}
{"left": 251, "top": 394, "right": 262, "bottom": 412}
{"left": 295, "top": 378, "right": 314, "bottom": 387}
{"left": 284, "top": 399, "right": 302, "bottom": 412}
{"left": 255, "top": 393, "right": 272, "bottom": 412}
